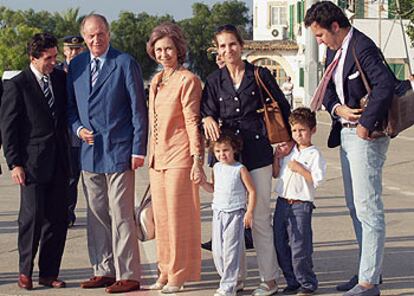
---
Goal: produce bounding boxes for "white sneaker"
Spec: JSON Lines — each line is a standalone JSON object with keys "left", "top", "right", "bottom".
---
{"left": 252, "top": 282, "right": 278, "bottom": 296}
{"left": 214, "top": 289, "right": 235, "bottom": 296}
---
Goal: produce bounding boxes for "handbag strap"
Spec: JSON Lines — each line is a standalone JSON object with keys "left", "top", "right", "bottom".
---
{"left": 139, "top": 184, "right": 151, "bottom": 207}
{"left": 352, "top": 45, "right": 371, "bottom": 94}
{"left": 254, "top": 66, "right": 278, "bottom": 105}
{"left": 254, "top": 67, "right": 266, "bottom": 107}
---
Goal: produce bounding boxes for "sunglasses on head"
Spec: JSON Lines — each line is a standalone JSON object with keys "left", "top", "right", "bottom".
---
{"left": 215, "top": 24, "right": 238, "bottom": 33}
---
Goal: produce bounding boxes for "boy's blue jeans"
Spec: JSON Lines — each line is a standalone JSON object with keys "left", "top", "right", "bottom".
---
{"left": 273, "top": 198, "right": 318, "bottom": 291}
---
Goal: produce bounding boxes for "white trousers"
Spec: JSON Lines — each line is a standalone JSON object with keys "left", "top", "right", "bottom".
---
{"left": 250, "top": 165, "right": 279, "bottom": 281}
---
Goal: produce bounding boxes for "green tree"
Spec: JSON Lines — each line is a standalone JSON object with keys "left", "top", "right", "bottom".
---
{"left": 0, "top": 24, "right": 41, "bottom": 75}
{"left": 389, "top": 0, "right": 414, "bottom": 46}
{"left": 53, "top": 8, "right": 84, "bottom": 39}
{"left": 111, "top": 12, "right": 174, "bottom": 81}
{"left": 179, "top": 0, "right": 250, "bottom": 80}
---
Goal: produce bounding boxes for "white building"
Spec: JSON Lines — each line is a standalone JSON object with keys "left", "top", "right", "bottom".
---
{"left": 247, "top": 0, "right": 414, "bottom": 103}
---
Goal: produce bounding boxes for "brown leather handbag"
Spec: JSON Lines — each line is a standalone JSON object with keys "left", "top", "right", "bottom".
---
{"left": 353, "top": 46, "right": 414, "bottom": 138}
{"left": 254, "top": 67, "right": 291, "bottom": 144}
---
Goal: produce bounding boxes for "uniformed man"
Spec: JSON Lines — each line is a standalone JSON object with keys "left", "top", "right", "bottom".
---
{"left": 56, "top": 35, "right": 85, "bottom": 227}
{"left": 56, "top": 35, "right": 85, "bottom": 73}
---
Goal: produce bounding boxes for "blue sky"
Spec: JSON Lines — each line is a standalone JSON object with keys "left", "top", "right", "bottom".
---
{"left": 0, "top": 0, "right": 253, "bottom": 21}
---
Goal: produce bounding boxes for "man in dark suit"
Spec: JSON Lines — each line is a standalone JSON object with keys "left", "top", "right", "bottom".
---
{"left": 0, "top": 33, "right": 70, "bottom": 290}
{"left": 67, "top": 14, "right": 148, "bottom": 294}
{"left": 305, "top": 2, "right": 396, "bottom": 296}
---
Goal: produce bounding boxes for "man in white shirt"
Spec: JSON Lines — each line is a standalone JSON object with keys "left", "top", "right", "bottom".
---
{"left": 305, "top": 2, "right": 395, "bottom": 296}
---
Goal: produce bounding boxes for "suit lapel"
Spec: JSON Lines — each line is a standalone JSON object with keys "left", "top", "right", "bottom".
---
{"left": 237, "top": 62, "right": 255, "bottom": 93}
{"left": 221, "top": 67, "right": 237, "bottom": 97}
{"left": 90, "top": 47, "right": 117, "bottom": 97}
{"left": 24, "top": 68, "right": 54, "bottom": 120}
{"left": 342, "top": 32, "right": 358, "bottom": 85}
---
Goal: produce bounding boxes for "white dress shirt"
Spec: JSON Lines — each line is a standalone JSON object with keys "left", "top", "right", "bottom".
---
{"left": 274, "top": 145, "right": 326, "bottom": 202}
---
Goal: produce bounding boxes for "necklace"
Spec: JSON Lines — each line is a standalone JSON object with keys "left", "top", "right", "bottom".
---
{"left": 161, "top": 67, "right": 178, "bottom": 85}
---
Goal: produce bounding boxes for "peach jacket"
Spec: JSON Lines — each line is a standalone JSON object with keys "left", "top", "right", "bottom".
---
{"left": 148, "top": 67, "right": 203, "bottom": 170}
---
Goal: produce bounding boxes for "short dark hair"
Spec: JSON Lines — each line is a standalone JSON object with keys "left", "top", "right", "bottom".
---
{"left": 27, "top": 33, "right": 58, "bottom": 59}
{"left": 304, "top": 1, "right": 351, "bottom": 30}
{"left": 147, "top": 22, "right": 187, "bottom": 65}
{"left": 209, "top": 129, "right": 243, "bottom": 154}
{"left": 289, "top": 107, "right": 317, "bottom": 130}
{"left": 213, "top": 24, "right": 244, "bottom": 47}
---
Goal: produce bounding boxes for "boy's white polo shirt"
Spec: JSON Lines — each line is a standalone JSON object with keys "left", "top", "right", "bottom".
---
{"left": 274, "top": 145, "right": 326, "bottom": 202}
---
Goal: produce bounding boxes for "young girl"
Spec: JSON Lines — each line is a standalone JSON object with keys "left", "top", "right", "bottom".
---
{"left": 201, "top": 131, "right": 256, "bottom": 296}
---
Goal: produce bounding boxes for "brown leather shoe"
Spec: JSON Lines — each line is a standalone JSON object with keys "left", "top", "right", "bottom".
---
{"left": 80, "top": 276, "right": 116, "bottom": 289}
{"left": 39, "top": 276, "right": 66, "bottom": 288}
{"left": 105, "top": 280, "right": 140, "bottom": 294}
{"left": 18, "top": 274, "right": 33, "bottom": 290}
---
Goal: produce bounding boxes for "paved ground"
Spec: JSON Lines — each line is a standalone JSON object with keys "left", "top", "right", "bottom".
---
{"left": 0, "top": 112, "right": 413, "bottom": 296}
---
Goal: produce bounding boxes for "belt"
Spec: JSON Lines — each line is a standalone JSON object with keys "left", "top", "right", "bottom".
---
{"left": 280, "top": 197, "right": 305, "bottom": 205}
{"left": 342, "top": 122, "right": 358, "bottom": 128}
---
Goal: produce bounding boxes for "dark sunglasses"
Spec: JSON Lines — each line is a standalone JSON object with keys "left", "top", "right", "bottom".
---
{"left": 215, "top": 24, "right": 238, "bottom": 34}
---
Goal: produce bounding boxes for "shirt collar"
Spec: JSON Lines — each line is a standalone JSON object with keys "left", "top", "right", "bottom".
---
{"left": 340, "top": 27, "right": 354, "bottom": 52}
{"left": 29, "top": 63, "right": 49, "bottom": 83}
{"left": 89, "top": 46, "right": 110, "bottom": 63}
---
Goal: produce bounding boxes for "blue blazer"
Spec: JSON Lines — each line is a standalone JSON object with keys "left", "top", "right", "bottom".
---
{"left": 67, "top": 46, "right": 148, "bottom": 173}
{"left": 323, "top": 29, "right": 395, "bottom": 145}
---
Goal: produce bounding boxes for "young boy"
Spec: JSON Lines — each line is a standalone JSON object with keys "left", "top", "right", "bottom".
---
{"left": 272, "top": 107, "right": 326, "bottom": 296}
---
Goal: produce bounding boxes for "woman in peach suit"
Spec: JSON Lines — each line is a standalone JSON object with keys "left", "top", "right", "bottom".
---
{"left": 146, "top": 22, "right": 206, "bottom": 294}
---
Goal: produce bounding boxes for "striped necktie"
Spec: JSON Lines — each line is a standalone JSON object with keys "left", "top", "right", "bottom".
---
{"left": 42, "top": 75, "right": 55, "bottom": 117}
{"left": 91, "top": 58, "right": 100, "bottom": 88}
{"left": 310, "top": 48, "right": 343, "bottom": 112}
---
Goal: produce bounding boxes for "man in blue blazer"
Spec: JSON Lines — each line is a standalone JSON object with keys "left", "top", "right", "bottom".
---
{"left": 305, "top": 2, "right": 396, "bottom": 296}
{"left": 67, "top": 14, "right": 148, "bottom": 294}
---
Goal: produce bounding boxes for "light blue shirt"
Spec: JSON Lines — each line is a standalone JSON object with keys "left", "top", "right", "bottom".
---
{"left": 212, "top": 162, "right": 247, "bottom": 212}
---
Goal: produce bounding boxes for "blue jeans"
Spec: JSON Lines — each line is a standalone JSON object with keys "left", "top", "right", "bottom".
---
{"left": 340, "top": 128, "right": 389, "bottom": 284}
{"left": 273, "top": 198, "right": 317, "bottom": 291}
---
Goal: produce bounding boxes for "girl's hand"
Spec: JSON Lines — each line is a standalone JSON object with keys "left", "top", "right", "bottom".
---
{"left": 243, "top": 211, "right": 253, "bottom": 228}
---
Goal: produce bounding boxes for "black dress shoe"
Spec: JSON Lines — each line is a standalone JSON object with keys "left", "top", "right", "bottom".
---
{"left": 201, "top": 240, "right": 212, "bottom": 251}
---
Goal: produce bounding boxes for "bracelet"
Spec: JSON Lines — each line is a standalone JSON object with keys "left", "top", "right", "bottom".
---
{"left": 193, "top": 154, "right": 203, "bottom": 163}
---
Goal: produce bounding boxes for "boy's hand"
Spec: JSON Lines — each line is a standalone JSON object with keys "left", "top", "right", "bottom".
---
{"left": 288, "top": 159, "right": 304, "bottom": 173}
{"left": 275, "top": 140, "right": 294, "bottom": 158}
{"left": 243, "top": 210, "right": 253, "bottom": 228}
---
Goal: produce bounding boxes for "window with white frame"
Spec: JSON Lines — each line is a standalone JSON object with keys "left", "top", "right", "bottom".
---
{"left": 271, "top": 5, "right": 287, "bottom": 26}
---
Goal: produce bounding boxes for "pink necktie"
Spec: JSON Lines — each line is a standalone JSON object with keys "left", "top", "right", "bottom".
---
{"left": 310, "top": 48, "right": 342, "bottom": 112}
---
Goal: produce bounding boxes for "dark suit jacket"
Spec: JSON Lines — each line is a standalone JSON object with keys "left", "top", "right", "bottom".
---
{"left": 323, "top": 28, "right": 395, "bottom": 146}
{"left": 201, "top": 61, "right": 291, "bottom": 170}
{"left": 0, "top": 67, "right": 70, "bottom": 184}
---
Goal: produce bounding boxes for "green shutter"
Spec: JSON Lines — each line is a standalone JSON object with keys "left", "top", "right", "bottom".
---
{"left": 338, "top": 0, "right": 347, "bottom": 9}
{"left": 388, "top": 0, "right": 395, "bottom": 19}
{"left": 297, "top": 1, "right": 302, "bottom": 23}
{"left": 355, "top": 0, "right": 365, "bottom": 18}
{"left": 389, "top": 63, "right": 405, "bottom": 80}
{"left": 299, "top": 68, "right": 304, "bottom": 87}
{"left": 289, "top": 5, "right": 294, "bottom": 39}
